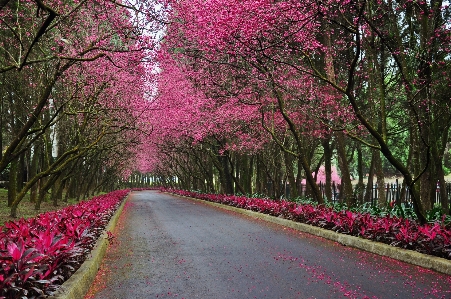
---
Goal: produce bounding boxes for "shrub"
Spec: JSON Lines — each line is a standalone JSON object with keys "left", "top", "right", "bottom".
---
{"left": 0, "top": 189, "right": 129, "bottom": 298}
{"left": 163, "top": 188, "right": 451, "bottom": 260}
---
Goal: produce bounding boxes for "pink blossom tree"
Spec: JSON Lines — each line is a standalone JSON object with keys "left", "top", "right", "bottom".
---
{"left": 152, "top": 0, "right": 362, "bottom": 203}
{"left": 1, "top": 0, "right": 163, "bottom": 216}
{"left": 154, "top": 0, "right": 451, "bottom": 222}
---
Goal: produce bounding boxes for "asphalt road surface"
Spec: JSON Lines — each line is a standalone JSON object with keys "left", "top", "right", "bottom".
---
{"left": 85, "top": 191, "right": 451, "bottom": 299}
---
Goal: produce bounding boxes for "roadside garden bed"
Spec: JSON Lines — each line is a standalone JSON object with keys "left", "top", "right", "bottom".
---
{"left": 163, "top": 188, "right": 451, "bottom": 261}
{"left": 0, "top": 189, "right": 129, "bottom": 299}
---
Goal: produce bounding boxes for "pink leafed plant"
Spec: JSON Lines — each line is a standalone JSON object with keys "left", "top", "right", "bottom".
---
{"left": 0, "top": 190, "right": 129, "bottom": 298}
{"left": 163, "top": 188, "right": 451, "bottom": 261}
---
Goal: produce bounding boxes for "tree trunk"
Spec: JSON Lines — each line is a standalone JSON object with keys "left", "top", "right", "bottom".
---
{"left": 35, "top": 174, "right": 59, "bottom": 210}
{"left": 51, "top": 175, "right": 64, "bottom": 207}
{"left": 284, "top": 150, "right": 297, "bottom": 199}
{"left": 220, "top": 153, "right": 234, "bottom": 194}
{"left": 364, "top": 152, "right": 375, "bottom": 204}
{"left": 336, "top": 131, "right": 354, "bottom": 206}
{"left": 374, "top": 150, "right": 386, "bottom": 206}
{"left": 322, "top": 137, "right": 333, "bottom": 202}
{"left": 29, "top": 145, "right": 40, "bottom": 203}
{"left": 356, "top": 143, "right": 365, "bottom": 204}
{"left": 255, "top": 154, "right": 265, "bottom": 196}
{"left": 7, "top": 158, "right": 18, "bottom": 207}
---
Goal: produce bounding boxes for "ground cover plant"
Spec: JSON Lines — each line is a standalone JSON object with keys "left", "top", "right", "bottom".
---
{"left": 0, "top": 189, "right": 129, "bottom": 298}
{"left": 0, "top": 189, "right": 80, "bottom": 227}
{"left": 163, "top": 189, "right": 451, "bottom": 261}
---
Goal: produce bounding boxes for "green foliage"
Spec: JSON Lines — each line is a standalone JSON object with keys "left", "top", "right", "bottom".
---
{"left": 313, "top": 199, "right": 445, "bottom": 224}
{"left": 325, "top": 200, "right": 349, "bottom": 213}
{"left": 353, "top": 202, "right": 387, "bottom": 217}
{"left": 426, "top": 205, "right": 451, "bottom": 226}
{"left": 388, "top": 203, "right": 417, "bottom": 220}
{"left": 287, "top": 196, "right": 316, "bottom": 205}
{"left": 249, "top": 193, "right": 271, "bottom": 199}
{"left": 191, "top": 189, "right": 450, "bottom": 225}
{"left": 443, "top": 165, "right": 451, "bottom": 176}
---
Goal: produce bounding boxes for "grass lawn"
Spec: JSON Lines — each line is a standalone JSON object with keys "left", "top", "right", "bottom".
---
{"left": 0, "top": 189, "right": 79, "bottom": 226}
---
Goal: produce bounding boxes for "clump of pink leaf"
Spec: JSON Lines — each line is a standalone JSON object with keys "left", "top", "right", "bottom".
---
{"left": 0, "top": 190, "right": 129, "bottom": 298}
{"left": 163, "top": 188, "right": 451, "bottom": 260}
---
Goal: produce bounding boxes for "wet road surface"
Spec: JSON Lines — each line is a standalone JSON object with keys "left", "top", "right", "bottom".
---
{"left": 85, "top": 191, "right": 451, "bottom": 299}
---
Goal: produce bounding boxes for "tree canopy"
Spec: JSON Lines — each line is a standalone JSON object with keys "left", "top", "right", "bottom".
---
{"left": 1, "top": 0, "right": 451, "bottom": 223}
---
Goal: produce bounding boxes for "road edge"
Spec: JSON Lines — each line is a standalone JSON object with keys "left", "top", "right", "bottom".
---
{"left": 171, "top": 193, "right": 451, "bottom": 276}
{"left": 48, "top": 192, "right": 130, "bottom": 299}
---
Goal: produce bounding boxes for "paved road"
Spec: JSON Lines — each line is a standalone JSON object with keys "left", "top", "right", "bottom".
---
{"left": 85, "top": 191, "right": 451, "bottom": 299}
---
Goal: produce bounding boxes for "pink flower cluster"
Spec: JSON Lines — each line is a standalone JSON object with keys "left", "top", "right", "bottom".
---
{"left": 163, "top": 189, "right": 451, "bottom": 260}
{"left": 0, "top": 190, "right": 129, "bottom": 298}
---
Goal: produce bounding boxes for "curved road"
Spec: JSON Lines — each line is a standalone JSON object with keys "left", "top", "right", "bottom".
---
{"left": 85, "top": 191, "right": 451, "bottom": 299}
